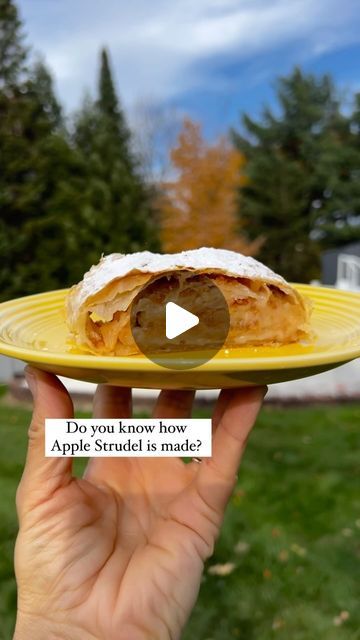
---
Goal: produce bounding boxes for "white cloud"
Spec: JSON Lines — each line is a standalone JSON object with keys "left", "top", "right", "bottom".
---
{"left": 18, "top": 0, "right": 360, "bottom": 112}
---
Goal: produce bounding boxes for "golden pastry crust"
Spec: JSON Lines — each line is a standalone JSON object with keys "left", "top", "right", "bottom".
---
{"left": 66, "top": 248, "right": 313, "bottom": 356}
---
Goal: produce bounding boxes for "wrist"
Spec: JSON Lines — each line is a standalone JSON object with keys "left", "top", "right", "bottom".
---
{"left": 14, "top": 614, "right": 97, "bottom": 640}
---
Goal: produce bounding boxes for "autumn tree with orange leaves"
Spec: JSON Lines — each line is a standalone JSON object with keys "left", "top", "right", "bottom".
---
{"left": 159, "top": 118, "right": 261, "bottom": 255}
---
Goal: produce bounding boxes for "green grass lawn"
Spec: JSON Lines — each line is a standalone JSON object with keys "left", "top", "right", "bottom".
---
{"left": 0, "top": 399, "right": 359, "bottom": 640}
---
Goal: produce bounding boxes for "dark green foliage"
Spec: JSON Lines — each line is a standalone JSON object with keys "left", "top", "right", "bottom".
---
{"left": 97, "top": 48, "right": 128, "bottom": 146}
{"left": 0, "top": 1, "right": 85, "bottom": 300}
{"left": 0, "top": 3, "right": 159, "bottom": 301}
{"left": 0, "top": 69, "right": 86, "bottom": 300}
{"left": 233, "top": 68, "right": 360, "bottom": 282}
{"left": 72, "top": 48, "right": 159, "bottom": 264}
{"left": 29, "top": 59, "right": 63, "bottom": 130}
{"left": 0, "top": 0, "right": 27, "bottom": 88}
{"left": 315, "top": 95, "right": 360, "bottom": 247}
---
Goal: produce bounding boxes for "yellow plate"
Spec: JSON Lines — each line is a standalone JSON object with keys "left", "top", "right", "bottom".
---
{"left": 0, "top": 285, "right": 359, "bottom": 390}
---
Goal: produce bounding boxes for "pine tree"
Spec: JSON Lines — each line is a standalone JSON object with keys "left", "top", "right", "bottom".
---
{"left": 0, "top": 0, "right": 27, "bottom": 88}
{"left": 233, "top": 67, "right": 359, "bottom": 282}
{"left": 0, "top": 0, "right": 33, "bottom": 298}
{"left": 30, "top": 59, "right": 63, "bottom": 129}
{"left": 0, "top": 75, "right": 85, "bottom": 299}
{"left": 0, "top": 0, "right": 86, "bottom": 300}
{"left": 72, "top": 47, "right": 159, "bottom": 262}
{"left": 314, "top": 95, "right": 360, "bottom": 247}
{"left": 98, "top": 49, "right": 126, "bottom": 136}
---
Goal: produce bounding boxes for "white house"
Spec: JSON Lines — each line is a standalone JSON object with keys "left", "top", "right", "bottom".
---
{"left": 321, "top": 241, "right": 360, "bottom": 292}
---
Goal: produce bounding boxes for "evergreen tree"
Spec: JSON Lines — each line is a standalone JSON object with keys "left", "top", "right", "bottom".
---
{"left": 98, "top": 49, "right": 125, "bottom": 135}
{"left": 0, "top": 73, "right": 85, "bottom": 299}
{"left": 0, "top": 0, "right": 86, "bottom": 300}
{"left": 315, "top": 95, "right": 360, "bottom": 246}
{"left": 30, "top": 59, "right": 63, "bottom": 129}
{"left": 233, "top": 67, "right": 359, "bottom": 282}
{"left": 72, "top": 47, "right": 159, "bottom": 262}
{"left": 0, "top": 0, "right": 27, "bottom": 88}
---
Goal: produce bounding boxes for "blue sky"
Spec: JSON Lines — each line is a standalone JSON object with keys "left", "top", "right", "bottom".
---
{"left": 18, "top": 0, "right": 360, "bottom": 138}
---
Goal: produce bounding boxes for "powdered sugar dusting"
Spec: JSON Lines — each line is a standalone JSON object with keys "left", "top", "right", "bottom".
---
{"left": 70, "top": 247, "right": 286, "bottom": 310}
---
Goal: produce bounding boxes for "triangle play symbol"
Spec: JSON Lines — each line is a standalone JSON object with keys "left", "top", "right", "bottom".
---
{"left": 165, "top": 302, "right": 200, "bottom": 340}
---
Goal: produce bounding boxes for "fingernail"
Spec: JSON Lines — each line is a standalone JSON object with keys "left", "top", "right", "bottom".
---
{"left": 25, "top": 367, "right": 37, "bottom": 397}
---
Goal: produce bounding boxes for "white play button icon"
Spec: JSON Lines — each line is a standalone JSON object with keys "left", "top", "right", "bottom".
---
{"left": 130, "top": 274, "right": 230, "bottom": 369}
{"left": 165, "top": 302, "right": 199, "bottom": 340}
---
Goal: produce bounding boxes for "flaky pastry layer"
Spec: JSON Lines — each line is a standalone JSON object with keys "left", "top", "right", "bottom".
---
{"left": 66, "top": 250, "right": 313, "bottom": 356}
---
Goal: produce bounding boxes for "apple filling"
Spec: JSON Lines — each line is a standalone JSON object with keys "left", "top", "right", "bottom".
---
{"left": 81, "top": 270, "right": 311, "bottom": 356}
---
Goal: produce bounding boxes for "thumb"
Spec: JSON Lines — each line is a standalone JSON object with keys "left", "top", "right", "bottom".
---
{"left": 16, "top": 366, "right": 74, "bottom": 519}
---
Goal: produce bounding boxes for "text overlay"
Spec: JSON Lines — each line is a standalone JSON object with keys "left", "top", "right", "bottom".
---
{"left": 45, "top": 419, "right": 212, "bottom": 457}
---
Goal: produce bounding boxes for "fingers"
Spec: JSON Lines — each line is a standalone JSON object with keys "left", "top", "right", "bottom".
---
{"left": 140, "top": 389, "right": 196, "bottom": 478}
{"left": 211, "top": 389, "right": 234, "bottom": 433}
{"left": 93, "top": 385, "right": 132, "bottom": 419}
{"left": 84, "top": 386, "right": 132, "bottom": 481}
{"left": 16, "top": 367, "right": 74, "bottom": 517}
{"left": 196, "top": 386, "right": 266, "bottom": 514}
{"left": 153, "top": 390, "right": 195, "bottom": 419}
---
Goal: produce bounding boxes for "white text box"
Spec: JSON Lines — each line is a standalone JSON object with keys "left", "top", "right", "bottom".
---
{"left": 45, "top": 418, "right": 212, "bottom": 457}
